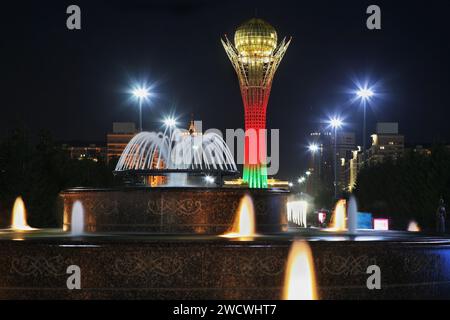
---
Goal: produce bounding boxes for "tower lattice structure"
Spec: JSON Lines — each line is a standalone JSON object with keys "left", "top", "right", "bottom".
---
{"left": 222, "top": 18, "right": 290, "bottom": 188}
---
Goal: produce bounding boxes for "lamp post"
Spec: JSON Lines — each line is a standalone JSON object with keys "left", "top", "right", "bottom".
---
{"left": 356, "top": 88, "right": 374, "bottom": 166}
{"left": 132, "top": 86, "right": 151, "bottom": 132}
{"left": 308, "top": 143, "right": 320, "bottom": 173}
{"left": 163, "top": 116, "right": 177, "bottom": 138}
{"left": 298, "top": 176, "right": 306, "bottom": 192}
{"left": 308, "top": 143, "right": 320, "bottom": 195}
{"left": 329, "top": 117, "right": 343, "bottom": 199}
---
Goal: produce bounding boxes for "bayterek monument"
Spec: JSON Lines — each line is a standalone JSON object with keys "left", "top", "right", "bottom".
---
{"left": 222, "top": 18, "right": 291, "bottom": 188}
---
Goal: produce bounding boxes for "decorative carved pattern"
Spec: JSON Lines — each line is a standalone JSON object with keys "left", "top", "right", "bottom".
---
{"left": 62, "top": 190, "right": 287, "bottom": 233}
{"left": 11, "top": 255, "right": 73, "bottom": 277}
{"left": 84, "top": 198, "right": 119, "bottom": 217}
{"left": 147, "top": 199, "right": 162, "bottom": 215}
{"left": 222, "top": 255, "right": 284, "bottom": 276}
{"left": 403, "top": 254, "right": 440, "bottom": 274}
{"left": 164, "top": 198, "right": 202, "bottom": 216}
{"left": 114, "top": 254, "right": 184, "bottom": 277}
{"left": 319, "top": 254, "right": 376, "bottom": 276}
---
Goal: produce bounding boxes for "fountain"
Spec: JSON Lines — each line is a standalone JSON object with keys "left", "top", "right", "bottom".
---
{"left": 283, "top": 241, "right": 318, "bottom": 300}
{"left": 408, "top": 220, "right": 420, "bottom": 232}
{"left": 287, "top": 200, "right": 308, "bottom": 228}
{"left": 61, "top": 127, "right": 288, "bottom": 234}
{"left": 70, "top": 201, "right": 84, "bottom": 236}
{"left": 0, "top": 17, "right": 450, "bottom": 300}
{"left": 115, "top": 128, "right": 238, "bottom": 186}
{"left": 222, "top": 194, "right": 257, "bottom": 239}
{"left": 10, "top": 197, "right": 34, "bottom": 231}
{"left": 347, "top": 196, "right": 358, "bottom": 234}
{"left": 0, "top": 143, "right": 449, "bottom": 300}
{"left": 328, "top": 199, "right": 347, "bottom": 232}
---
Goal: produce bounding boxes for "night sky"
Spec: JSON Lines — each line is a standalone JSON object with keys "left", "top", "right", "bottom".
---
{"left": 2, "top": 0, "right": 450, "bottom": 179}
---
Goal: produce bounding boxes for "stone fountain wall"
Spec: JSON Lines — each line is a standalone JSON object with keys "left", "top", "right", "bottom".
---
{"left": 0, "top": 239, "right": 449, "bottom": 299}
{"left": 60, "top": 187, "right": 289, "bottom": 234}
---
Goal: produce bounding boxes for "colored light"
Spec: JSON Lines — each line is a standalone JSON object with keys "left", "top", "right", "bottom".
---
{"left": 222, "top": 19, "right": 290, "bottom": 189}
{"left": 373, "top": 218, "right": 389, "bottom": 231}
{"left": 318, "top": 212, "right": 326, "bottom": 224}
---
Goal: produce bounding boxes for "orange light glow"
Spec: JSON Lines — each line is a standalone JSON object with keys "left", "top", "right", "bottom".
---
{"left": 283, "top": 241, "right": 318, "bottom": 300}
{"left": 222, "top": 195, "right": 256, "bottom": 239}
{"left": 11, "top": 197, "right": 35, "bottom": 231}
{"left": 408, "top": 220, "right": 420, "bottom": 232}
{"left": 327, "top": 199, "right": 347, "bottom": 231}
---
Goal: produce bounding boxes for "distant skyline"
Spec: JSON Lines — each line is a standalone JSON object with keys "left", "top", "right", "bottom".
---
{"left": 2, "top": 0, "right": 450, "bottom": 179}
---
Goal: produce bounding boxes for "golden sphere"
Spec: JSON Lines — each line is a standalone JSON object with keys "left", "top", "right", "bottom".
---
{"left": 234, "top": 18, "right": 278, "bottom": 58}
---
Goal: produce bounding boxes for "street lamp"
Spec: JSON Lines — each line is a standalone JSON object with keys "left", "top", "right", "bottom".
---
{"left": 328, "top": 116, "right": 343, "bottom": 199}
{"left": 308, "top": 143, "right": 319, "bottom": 154}
{"left": 132, "top": 85, "right": 151, "bottom": 132}
{"left": 356, "top": 86, "right": 374, "bottom": 166}
{"left": 163, "top": 117, "right": 177, "bottom": 128}
{"left": 307, "top": 143, "right": 320, "bottom": 194}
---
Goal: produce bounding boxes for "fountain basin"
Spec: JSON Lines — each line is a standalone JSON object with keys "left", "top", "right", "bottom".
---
{"left": 0, "top": 231, "right": 449, "bottom": 299}
{"left": 61, "top": 187, "right": 288, "bottom": 234}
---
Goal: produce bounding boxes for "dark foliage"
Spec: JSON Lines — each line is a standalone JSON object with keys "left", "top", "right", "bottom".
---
{"left": 0, "top": 129, "right": 118, "bottom": 228}
{"left": 354, "top": 145, "right": 450, "bottom": 231}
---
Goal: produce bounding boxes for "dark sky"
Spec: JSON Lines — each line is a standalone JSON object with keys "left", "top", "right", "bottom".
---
{"left": 1, "top": 0, "right": 450, "bottom": 179}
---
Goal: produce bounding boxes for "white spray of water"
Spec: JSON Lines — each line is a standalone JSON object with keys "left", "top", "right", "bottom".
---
{"left": 287, "top": 201, "right": 308, "bottom": 228}
{"left": 347, "top": 196, "right": 358, "bottom": 234}
{"left": 71, "top": 201, "right": 85, "bottom": 236}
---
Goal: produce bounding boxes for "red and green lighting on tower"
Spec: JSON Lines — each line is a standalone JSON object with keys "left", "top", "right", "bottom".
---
{"left": 222, "top": 18, "right": 290, "bottom": 188}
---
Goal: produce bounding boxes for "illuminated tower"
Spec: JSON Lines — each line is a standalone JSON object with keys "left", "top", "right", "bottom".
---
{"left": 222, "top": 18, "right": 290, "bottom": 188}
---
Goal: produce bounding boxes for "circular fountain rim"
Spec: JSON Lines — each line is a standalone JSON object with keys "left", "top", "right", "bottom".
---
{"left": 60, "top": 186, "right": 290, "bottom": 194}
{"left": 112, "top": 168, "right": 240, "bottom": 177}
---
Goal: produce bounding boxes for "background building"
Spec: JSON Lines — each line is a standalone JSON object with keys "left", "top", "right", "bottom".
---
{"left": 307, "top": 128, "right": 357, "bottom": 196}
{"left": 336, "top": 131, "right": 357, "bottom": 193}
{"left": 62, "top": 142, "right": 106, "bottom": 162}
{"left": 106, "top": 122, "right": 137, "bottom": 163}
{"left": 348, "top": 147, "right": 361, "bottom": 192}
{"left": 368, "top": 122, "right": 404, "bottom": 165}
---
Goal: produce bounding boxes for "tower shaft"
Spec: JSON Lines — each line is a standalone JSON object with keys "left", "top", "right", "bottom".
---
{"left": 241, "top": 87, "right": 270, "bottom": 188}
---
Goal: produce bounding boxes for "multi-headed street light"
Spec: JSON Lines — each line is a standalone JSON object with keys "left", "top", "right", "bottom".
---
{"left": 131, "top": 85, "right": 151, "bottom": 132}
{"left": 356, "top": 86, "right": 374, "bottom": 165}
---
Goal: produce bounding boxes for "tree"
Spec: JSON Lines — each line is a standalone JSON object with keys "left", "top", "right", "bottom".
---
{"left": 354, "top": 145, "right": 450, "bottom": 231}
{"left": 0, "top": 129, "right": 118, "bottom": 228}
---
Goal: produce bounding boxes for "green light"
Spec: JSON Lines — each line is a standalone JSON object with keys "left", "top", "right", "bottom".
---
{"left": 243, "top": 165, "right": 268, "bottom": 188}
